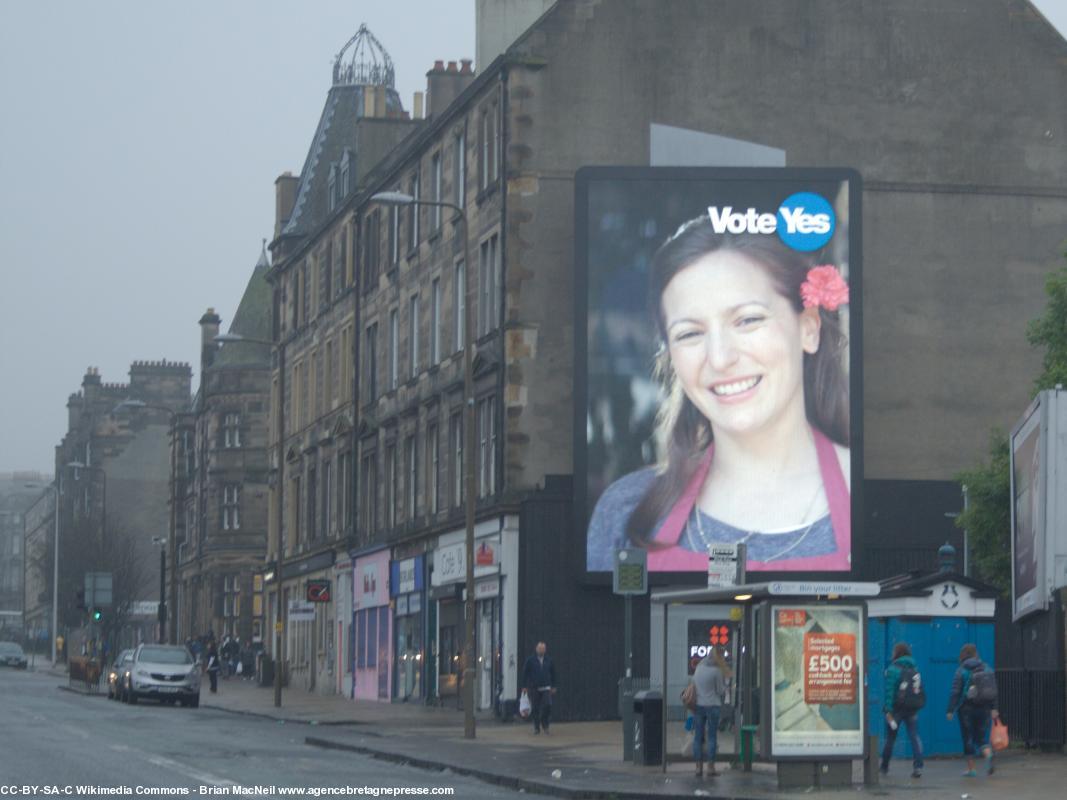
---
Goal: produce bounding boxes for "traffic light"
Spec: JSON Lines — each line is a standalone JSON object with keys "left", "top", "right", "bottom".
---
{"left": 91, "top": 608, "right": 103, "bottom": 622}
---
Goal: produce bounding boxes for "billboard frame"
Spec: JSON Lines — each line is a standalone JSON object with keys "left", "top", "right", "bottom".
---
{"left": 575, "top": 166, "right": 864, "bottom": 585}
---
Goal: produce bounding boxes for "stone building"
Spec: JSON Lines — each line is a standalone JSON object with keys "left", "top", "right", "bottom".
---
{"left": 172, "top": 249, "right": 272, "bottom": 646}
{"left": 57, "top": 361, "right": 191, "bottom": 649}
{"left": 257, "top": 1, "right": 1066, "bottom": 717}
{"left": 21, "top": 485, "right": 53, "bottom": 652}
{"left": 266, "top": 25, "right": 419, "bottom": 697}
{"left": 0, "top": 471, "right": 51, "bottom": 640}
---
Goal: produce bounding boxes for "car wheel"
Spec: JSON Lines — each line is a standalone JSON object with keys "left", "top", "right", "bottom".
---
{"left": 189, "top": 693, "right": 199, "bottom": 709}
{"left": 128, "top": 688, "right": 138, "bottom": 705}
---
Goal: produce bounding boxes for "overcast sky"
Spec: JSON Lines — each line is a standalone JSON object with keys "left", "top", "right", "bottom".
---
{"left": 1, "top": 1, "right": 1065, "bottom": 475}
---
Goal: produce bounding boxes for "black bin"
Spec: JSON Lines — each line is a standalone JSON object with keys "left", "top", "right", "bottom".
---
{"left": 257, "top": 654, "right": 274, "bottom": 687}
{"left": 632, "top": 690, "right": 664, "bottom": 766}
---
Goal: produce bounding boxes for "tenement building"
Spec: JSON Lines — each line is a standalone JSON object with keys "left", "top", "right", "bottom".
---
{"left": 172, "top": 248, "right": 272, "bottom": 647}
{"left": 261, "top": 1, "right": 1066, "bottom": 718}
{"left": 59, "top": 361, "right": 191, "bottom": 650}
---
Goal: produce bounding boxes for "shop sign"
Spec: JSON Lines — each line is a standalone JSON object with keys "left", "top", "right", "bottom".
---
{"left": 476, "top": 540, "right": 497, "bottom": 566}
{"left": 288, "top": 600, "right": 315, "bottom": 622}
{"left": 474, "top": 579, "right": 499, "bottom": 600}
{"left": 392, "top": 557, "right": 421, "bottom": 595}
{"left": 433, "top": 543, "right": 465, "bottom": 585}
{"left": 357, "top": 563, "right": 379, "bottom": 607}
{"left": 306, "top": 580, "right": 331, "bottom": 603}
{"left": 409, "top": 592, "right": 421, "bottom": 614}
{"left": 397, "top": 595, "right": 409, "bottom": 616}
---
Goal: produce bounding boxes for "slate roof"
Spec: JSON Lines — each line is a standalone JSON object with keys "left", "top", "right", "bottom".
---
{"left": 280, "top": 84, "right": 404, "bottom": 238}
{"left": 213, "top": 244, "right": 272, "bottom": 368}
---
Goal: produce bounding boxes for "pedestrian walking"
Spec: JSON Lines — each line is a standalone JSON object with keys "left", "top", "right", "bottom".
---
{"left": 521, "top": 641, "right": 557, "bottom": 735}
{"left": 687, "top": 647, "right": 728, "bottom": 777}
{"left": 880, "top": 642, "right": 925, "bottom": 778}
{"left": 205, "top": 643, "right": 220, "bottom": 694}
{"left": 946, "top": 643, "right": 999, "bottom": 777}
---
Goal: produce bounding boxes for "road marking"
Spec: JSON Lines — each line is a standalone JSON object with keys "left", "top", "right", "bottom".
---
{"left": 107, "top": 744, "right": 236, "bottom": 787}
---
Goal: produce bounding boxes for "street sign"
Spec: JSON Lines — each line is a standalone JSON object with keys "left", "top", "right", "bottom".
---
{"left": 84, "top": 572, "right": 113, "bottom": 607}
{"left": 707, "top": 544, "right": 739, "bottom": 588}
{"left": 275, "top": 621, "right": 284, "bottom": 632}
{"left": 306, "top": 580, "right": 331, "bottom": 603}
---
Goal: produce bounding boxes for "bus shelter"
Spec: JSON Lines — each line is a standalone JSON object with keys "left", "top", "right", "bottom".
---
{"left": 651, "top": 581, "right": 880, "bottom": 789}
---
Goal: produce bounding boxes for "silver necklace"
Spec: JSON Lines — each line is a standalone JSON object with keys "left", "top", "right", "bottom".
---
{"left": 686, "top": 484, "right": 825, "bottom": 562}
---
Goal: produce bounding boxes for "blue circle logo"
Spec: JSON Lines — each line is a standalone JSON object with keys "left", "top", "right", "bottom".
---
{"left": 776, "top": 192, "right": 835, "bottom": 252}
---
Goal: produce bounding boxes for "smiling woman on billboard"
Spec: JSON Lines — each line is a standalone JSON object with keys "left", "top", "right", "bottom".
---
{"left": 586, "top": 212, "right": 851, "bottom": 572}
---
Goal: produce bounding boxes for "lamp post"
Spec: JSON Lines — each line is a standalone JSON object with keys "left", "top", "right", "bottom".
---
{"left": 370, "top": 190, "right": 476, "bottom": 739}
{"left": 152, "top": 537, "right": 167, "bottom": 642}
{"left": 114, "top": 399, "right": 176, "bottom": 643}
{"left": 215, "top": 331, "right": 285, "bottom": 707}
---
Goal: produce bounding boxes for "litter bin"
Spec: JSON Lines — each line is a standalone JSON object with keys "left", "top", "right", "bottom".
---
{"left": 257, "top": 654, "right": 274, "bottom": 687}
{"left": 618, "top": 678, "right": 642, "bottom": 761}
{"left": 632, "top": 690, "right": 664, "bottom": 766}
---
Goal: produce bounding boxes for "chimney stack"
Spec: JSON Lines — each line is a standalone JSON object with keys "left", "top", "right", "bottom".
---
{"left": 200, "top": 308, "right": 221, "bottom": 373}
{"left": 274, "top": 172, "right": 299, "bottom": 239}
{"left": 426, "top": 58, "right": 476, "bottom": 119}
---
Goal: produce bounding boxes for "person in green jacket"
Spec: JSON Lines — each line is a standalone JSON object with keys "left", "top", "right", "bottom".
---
{"left": 880, "top": 642, "right": 925, "bottom": 779}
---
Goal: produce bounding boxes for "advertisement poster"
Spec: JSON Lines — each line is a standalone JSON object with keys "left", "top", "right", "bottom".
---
{"left": 770, "top": 604, "right": 864, "bottom": 758}
{"left": 578, "top": 168, "right": 861, "bottom": 576}
{"left": 1011, "top": 401, "right": 1045, "bottom": 619}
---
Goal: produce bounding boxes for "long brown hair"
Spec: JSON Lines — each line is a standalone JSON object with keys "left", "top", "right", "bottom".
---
{"left": 625, "top": 218, "right": 849, "bottom": 548}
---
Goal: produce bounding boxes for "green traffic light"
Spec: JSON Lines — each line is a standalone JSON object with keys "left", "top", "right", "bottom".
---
{"left": 92, "top": 609, "right": 102, "bottom": 621}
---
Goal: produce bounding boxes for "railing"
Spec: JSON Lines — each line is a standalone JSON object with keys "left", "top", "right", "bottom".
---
{"left": 996, "top": 669, "right": 1065, "bottom": 748}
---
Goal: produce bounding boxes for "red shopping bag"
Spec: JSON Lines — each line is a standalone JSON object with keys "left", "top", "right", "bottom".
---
{"left": 990, "top": 718, "right": 1009, "bottom": 752}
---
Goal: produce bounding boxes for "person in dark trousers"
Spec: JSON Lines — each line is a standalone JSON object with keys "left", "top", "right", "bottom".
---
{"left": 205, "top": 643, "right": 220, "bottom": 694}
{"left": 880, "top": 642, "right": 925, "bottom": 778}
{"left": 522, "top": 641, "right": 557, "bottom": 734}
{"left": 946, "top": 643, "right": 1000, "bottom": 777}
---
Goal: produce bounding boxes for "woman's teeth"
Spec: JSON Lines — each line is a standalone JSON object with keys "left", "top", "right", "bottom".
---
{"left": 712, "top": 376, "right": 760, "bottom": 396}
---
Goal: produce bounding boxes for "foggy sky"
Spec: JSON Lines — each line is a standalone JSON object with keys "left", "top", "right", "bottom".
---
{"left": 1, "top": 0, "right": 1065, "bottom": 475}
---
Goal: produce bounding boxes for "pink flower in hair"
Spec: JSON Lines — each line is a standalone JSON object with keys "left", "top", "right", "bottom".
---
{"left": 800, "top": 265, "right": 849, "bottom": 311}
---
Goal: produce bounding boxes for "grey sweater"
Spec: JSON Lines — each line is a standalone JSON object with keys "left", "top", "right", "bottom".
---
{"left": 692, "top": 659, "right": 727, "bottom": 707}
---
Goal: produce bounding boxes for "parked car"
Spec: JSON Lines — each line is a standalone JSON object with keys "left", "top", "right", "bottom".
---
{"left": 121, "top": 644, "right": 200, "bottom": 707}
{"left": 0, "top": 642, "right": 28, "bottom": 669}
{"left": 107, "top": 649, "right": 134, "bottom": 700}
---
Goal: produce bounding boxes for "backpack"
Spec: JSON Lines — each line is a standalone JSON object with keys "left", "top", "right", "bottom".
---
{"left": 893, "top": 664, "right": 926, "bottom": 712}
{"left": 965, "top": 664, "right": 997, "bottom": 707}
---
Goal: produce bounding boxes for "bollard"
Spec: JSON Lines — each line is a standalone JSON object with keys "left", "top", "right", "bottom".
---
{"left": 863, "top": 734, "right": 880, "bottom": 786}
{"left": 740, "top": 725, "right": 758, "bottom": 772}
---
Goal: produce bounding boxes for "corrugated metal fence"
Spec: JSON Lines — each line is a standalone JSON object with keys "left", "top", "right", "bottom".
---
{"left": 996, "top": 669, "right": 1065, "bottom": 748}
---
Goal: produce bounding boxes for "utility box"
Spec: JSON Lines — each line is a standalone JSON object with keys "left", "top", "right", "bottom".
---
{"left": 633, "top": 690, "right": 664, "bottom": 766}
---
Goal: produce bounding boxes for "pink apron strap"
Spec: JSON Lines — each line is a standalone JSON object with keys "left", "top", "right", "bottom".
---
{"left": 646, "top": 429, "right": 851, "bottom": 572}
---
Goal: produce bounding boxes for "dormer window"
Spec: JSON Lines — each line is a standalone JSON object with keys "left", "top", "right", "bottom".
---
{"left": 340, "top": 149, "right": 352, "bottom": 198}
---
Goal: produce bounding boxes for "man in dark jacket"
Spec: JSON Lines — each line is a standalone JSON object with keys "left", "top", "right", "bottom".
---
{"left": 946, "top": 643, "right": 999, "bottom": 777}
{"left": 880, "top": 642, "right": 924, "bottom": 778}
{"left": 521, "top": 641, "right": 557, "bottom": 734}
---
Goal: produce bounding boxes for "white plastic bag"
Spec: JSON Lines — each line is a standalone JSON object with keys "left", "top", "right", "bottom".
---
{"left": 680, "top": 730, "right": 695, "bottom": 757}
{"left": 519, "top": 690, "right": 532, "bottom": 718}
{"left": 236, "top": 661, "right": 243, "bottom": 675}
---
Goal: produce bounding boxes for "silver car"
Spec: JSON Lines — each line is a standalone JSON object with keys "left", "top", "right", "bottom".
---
{"left": 122, "top": 644, "right": 200, "bottom": 707}
{"left": 0, "top": 641, "right": 28, "bottom": 669}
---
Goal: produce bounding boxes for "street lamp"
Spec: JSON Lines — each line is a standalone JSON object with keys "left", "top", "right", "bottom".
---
{"left": 152, "top": 537, "right": 167, "bottom": 643}
{"left": 370, "top": 190, "right": 476, "bottom": 740}
{"left": 215, "top": 330, "right": 285, "bottom": 708}
{"left": 113, "top": 399, "right": 176, "bottom": 643}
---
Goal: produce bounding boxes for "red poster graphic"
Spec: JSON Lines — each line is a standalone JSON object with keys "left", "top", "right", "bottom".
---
{"left": 803, "top": 632, "right": 857, "bottom": 706}
{"left": 777, "top": 609, "right": 807, "bottom": 627}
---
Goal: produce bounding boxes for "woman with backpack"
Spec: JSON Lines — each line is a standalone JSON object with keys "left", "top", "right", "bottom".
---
{"left": 946, "top": 643, "right": 1000, "bottom": 777}
{"left": 880, "top": 642, "right": 924, "bottom": 778}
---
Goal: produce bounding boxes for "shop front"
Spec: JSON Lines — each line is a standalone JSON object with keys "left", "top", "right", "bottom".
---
{"left": 430, "top": 516, "right": 519, "bottom": 714}
{"left": 279, "top": 549, "right": 336, "bottom": 694}
{"left": 352, "top": 547, "right": 391, "bottom": 701}
{"left": 390, "top": 554, "right": 427, "bottom": 702}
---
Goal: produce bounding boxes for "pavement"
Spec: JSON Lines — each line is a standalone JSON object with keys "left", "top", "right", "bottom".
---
{"left": 40, "top": 662, "right": 1067, "bottom": 799}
